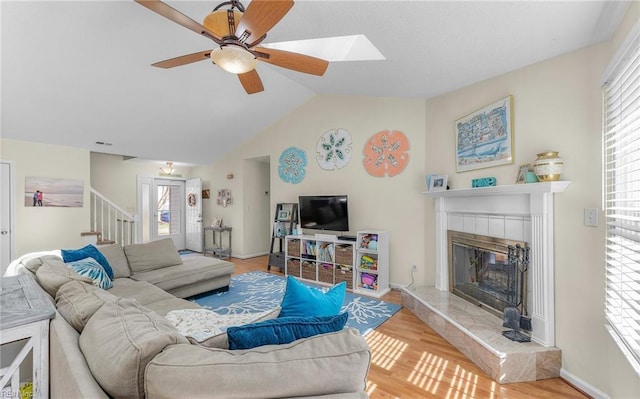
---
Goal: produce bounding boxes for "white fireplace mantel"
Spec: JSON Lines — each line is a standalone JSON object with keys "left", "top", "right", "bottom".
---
{"left": 423, "top": 181, "right": 571, "bottom": 198}
{"left": 425, "top": 181, "right": 571, "bottom": 347}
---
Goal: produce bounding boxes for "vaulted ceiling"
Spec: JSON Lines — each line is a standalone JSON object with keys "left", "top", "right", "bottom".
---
{"left": 1, "top": 1, "right": 627, "bottom": 165}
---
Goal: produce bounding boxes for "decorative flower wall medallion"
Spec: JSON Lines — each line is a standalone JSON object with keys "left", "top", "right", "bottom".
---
{"left": 363, "top": 130, "right": 410, "bottom": 177}
{"left": 316, "top": 128, "right": 352, "bottom": 170}
{"left": 278, "top": 147, "right": 307, "bottom": 184}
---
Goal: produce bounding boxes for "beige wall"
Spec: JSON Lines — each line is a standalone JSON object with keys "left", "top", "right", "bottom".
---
{"left": 208, "top": 95, "right": 427, "bottom": 284}
{"left": 422, "top": 5, "right": 640, "bottom": 396}
{"left": 90, "top": 152, "right": 195, "bottom": 215}
{"left": 0, "top": 138, "right": 91, "bottom": 256}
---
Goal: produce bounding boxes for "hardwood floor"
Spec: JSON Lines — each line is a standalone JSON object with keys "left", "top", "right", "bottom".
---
{"left": 230, "top": 255, "right": 589, "bottom": 399}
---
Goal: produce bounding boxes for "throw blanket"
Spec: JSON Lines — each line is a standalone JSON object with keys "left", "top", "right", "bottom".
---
{"left": 166, "top": 308, "right": 279, "bottom": 343}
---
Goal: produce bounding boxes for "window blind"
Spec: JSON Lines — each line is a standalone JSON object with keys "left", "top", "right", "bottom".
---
{"left": 603, "top": 25, "right": 640, "bottom": 373}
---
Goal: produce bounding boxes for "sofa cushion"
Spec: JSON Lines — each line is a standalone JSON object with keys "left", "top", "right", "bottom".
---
{"left": 227, "top": 312, "right": 349, "bottom": 350}
{"left": 108, "top": 278, "right": 175, "bottom": 306}
{"left": 61, "top": 244, "right": 114, "bottom": 279}
{"left": 65, "top": 257, "right": 112, "bottom": 289}
{"left": 130, "top": 256, "right": 234, "bottom": 292}
{"left": 22, "top": 253, "right": 63, "bottom": 274}
{"left": 279, "top": 276, "right": 346, "bottom": 318}
{"left": 144, "top": 328, "right": 371, "bottom": 399}
{"left": 79, "top": 298, "right": 188, "bottom": 399}
{"left": 143, "top": 297, "right": 201, "bottom": 317}
{"left": 55, "top": 280, "right": 118, "bottom": 332}
{"left": 97, "top": 244, "right": 131, "bottom": 278}
{"left": 123, "top": 238, "right": 182, "bottom": 274}
{"left": 35, "top": 259, "right": 93, "bottom": 297}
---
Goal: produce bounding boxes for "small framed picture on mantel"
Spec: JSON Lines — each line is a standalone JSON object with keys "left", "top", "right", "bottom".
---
{"left": 426, "top": 174, "right": 448, "bottom": 192}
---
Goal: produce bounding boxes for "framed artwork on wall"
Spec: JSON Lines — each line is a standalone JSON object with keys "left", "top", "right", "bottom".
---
{"left": 24, "top": 176, "right": 84, "bottom": 207}
{"left": 455, "top": 96, "right": 514, "bottom": 172}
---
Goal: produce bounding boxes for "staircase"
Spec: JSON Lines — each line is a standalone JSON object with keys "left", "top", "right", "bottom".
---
{"left": 82, "top": 188, "right": 138, "bottom": 247}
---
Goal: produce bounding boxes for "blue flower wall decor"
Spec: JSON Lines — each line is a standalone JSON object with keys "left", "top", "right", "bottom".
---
{"left": 316, "top": 128, "right": 352, "bottom": 170}
{"left": 278, "top": 147, "right": 307, "bottom": 184}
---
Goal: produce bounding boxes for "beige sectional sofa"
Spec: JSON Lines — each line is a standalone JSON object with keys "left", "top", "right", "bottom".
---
{"left": 7, "top": 239, "right": 371, "bottom": 399}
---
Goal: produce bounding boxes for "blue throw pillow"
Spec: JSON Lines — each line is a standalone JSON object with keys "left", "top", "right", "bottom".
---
{"left": 278, "top": 276, "right": 346, "bottom": 318}
{"left": 227, "top": 312, "right": 349, "bottom": 350}
{"left": 66, "top": 257, "right": 113, "bottom": 289}
{"left": 62, "top": 244, "right": 114, "bottom": 279}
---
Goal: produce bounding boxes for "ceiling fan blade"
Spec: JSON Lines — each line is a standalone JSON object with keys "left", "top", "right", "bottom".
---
{"left": 255, "top": 47, "right": 328, "bottom": 76}
{"left": 151, "top": 51, "right": 211, "bottom": 69}
{"left": 135, "top": 0, "right": 222, "bottom": 43}
{"left": 238, "top": 70, "right": 264, "bottom": 94}
{"left": 235, "top": 0, "right": 293, "bottom": 45}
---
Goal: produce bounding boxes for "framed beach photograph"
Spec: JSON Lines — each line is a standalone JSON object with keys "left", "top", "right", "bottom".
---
{"left": 455, "top": 96, "right": 514, "bottom": 172}
{"left": 516, "top": 164, "right": 530, "bottom": 184}
{"left": 25, "top": 176, "right": 84, "bottom": 207}
{"left": 428, "top": 174, "right": 448, "bottom": 192}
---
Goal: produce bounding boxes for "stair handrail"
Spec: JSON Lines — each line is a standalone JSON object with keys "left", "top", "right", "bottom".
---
{"left": 90, "top": 188, "right": 138, "bottom": 246}
{"left": 90, "top": 188, "right": 135, "bottom": 220}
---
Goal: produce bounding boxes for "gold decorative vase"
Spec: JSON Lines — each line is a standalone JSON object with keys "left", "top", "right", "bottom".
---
{"left": 533, "top": 151, "right": 563, "bottom": 181}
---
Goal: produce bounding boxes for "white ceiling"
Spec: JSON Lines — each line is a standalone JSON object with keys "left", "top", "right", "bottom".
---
{"left": 1, "top": 1, "right": 627, "bottom": 166}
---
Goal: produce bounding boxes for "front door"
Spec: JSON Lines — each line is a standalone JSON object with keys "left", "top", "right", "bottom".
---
{"left": 185, "top": 178, "right": 203, "bottom": 252}
{"left": 152, "top": 179, "right": 186, "bottom": 249}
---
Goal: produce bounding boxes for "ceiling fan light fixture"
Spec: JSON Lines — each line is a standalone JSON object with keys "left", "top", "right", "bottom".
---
{"left": 210, "top": 45, "right": 257, "bottom": 74}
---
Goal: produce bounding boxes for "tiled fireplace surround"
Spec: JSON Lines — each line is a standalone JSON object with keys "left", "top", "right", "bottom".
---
{"left": 402, "top": 182, "right": 571, "bottom": 383}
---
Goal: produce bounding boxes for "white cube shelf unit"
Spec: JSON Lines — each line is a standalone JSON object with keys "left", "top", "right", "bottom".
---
{"left": 284, "top": 230, "right": 389, "bottom": 298}
{"left": 355, "top": 230, "right": 389, "bottom": 298}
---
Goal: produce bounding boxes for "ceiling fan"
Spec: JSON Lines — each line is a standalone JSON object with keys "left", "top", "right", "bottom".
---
{"left": 135, "top": 0, "right": 329, "bottom": 94}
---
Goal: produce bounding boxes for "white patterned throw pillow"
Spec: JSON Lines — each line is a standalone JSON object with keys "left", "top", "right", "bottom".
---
{"left": 65, "top": 257, "right": 113, "bottom": 289}
{"left": 166, "top": 308, "right": 280, "bottom": 347}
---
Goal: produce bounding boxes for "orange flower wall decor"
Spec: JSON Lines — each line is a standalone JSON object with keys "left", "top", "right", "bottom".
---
{"left": 362, "top": 130, "right": 410, "bottom": 177}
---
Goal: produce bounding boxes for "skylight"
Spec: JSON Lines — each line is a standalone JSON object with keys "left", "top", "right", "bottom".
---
{"left": 261, "top": 34, "right": 385, "bottom": 62}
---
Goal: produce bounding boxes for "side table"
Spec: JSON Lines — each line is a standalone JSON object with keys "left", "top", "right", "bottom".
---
{"left": 1, "top": 275, "right": 56, "bottom": 398}
{"left": 203, "top": 226, "right": 232, "bottom": 259}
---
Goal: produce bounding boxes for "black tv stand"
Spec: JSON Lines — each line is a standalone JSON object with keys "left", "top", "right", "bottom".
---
{"left": 338, "top": 235, "right": 357, "bottom": 241}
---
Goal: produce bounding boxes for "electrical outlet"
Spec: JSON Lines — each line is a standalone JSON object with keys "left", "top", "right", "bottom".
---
{"left": 584, "top": 208, "right": 599, "bottom": 227}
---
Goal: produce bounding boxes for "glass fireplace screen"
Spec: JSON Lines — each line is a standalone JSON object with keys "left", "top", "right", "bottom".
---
{"left": 448, "top": 231, "right": 528, "bottom": 318}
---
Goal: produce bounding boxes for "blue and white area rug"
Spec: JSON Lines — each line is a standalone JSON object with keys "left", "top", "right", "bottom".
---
{"left": 189, "top": 271, "right": 402, "bottom": 336}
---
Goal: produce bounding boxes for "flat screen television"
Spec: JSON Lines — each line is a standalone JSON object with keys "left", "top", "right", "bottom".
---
{"left": 298, "top": 195, "right": 349, "bottom": 232}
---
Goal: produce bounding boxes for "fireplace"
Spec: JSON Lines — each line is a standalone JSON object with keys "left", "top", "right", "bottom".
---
{"left": 448, "top": 231, "right": 528, "bottom": 320}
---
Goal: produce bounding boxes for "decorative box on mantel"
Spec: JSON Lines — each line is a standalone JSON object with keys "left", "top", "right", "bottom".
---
{"left": 403, "top": 181, "right": 571, "bottom": 383}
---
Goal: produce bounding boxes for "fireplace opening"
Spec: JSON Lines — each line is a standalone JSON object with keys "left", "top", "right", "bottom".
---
{"left": 448, "top": 231, "right": 528, "bottom": 320}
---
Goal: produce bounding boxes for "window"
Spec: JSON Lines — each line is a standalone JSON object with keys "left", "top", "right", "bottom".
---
{"left": 603, "top": 22, "right": 640, "bottom": 375}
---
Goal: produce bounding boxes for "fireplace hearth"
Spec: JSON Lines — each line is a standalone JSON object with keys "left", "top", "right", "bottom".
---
{"left": 448, "top": 231, "right": 529, "bottom": 321}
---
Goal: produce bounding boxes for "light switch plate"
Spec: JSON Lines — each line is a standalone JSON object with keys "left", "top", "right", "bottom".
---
{"left": 584, "top": 208, "right": 599, "bottom": 227}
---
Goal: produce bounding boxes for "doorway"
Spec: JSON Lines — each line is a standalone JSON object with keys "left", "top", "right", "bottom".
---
{"left": 0, "top": 161, "right": 15, "bottom": 275}
{"left": 137, "top": 176, "right": 186, "bottom": 249}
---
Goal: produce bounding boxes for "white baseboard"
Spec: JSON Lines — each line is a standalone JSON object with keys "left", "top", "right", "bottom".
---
{"left": 389, "top": 282, "right": 408, "bottom": 290}
{"left": 560, "top": 368, "right": 610, "bottom": 399}
{"left": 233, "top": 251, "right": 269, "bottom": 260}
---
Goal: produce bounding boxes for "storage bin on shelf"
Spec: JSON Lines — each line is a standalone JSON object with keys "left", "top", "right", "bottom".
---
{"left": 335, "top": 244, "right": 353, "bottom": 265}
{"left": 318, "top": 263, "right": 334, "bottom": 284}
{"left": 287, "top": 239, "right": 300, "bottom": 257}
{"left": 335, "top": 265, "right": 353, "bottom": 289}
{"left": 359, "top": 271, "right": 378, "bottom": 291}
{"left": 301, "top": 261, "right": 317, "bottom": 280}
{"left": 286, "top": 258, "right": 301, "bottom": 277}
{"left": 359, "top": 254, "right": 378, "bottom": 270}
